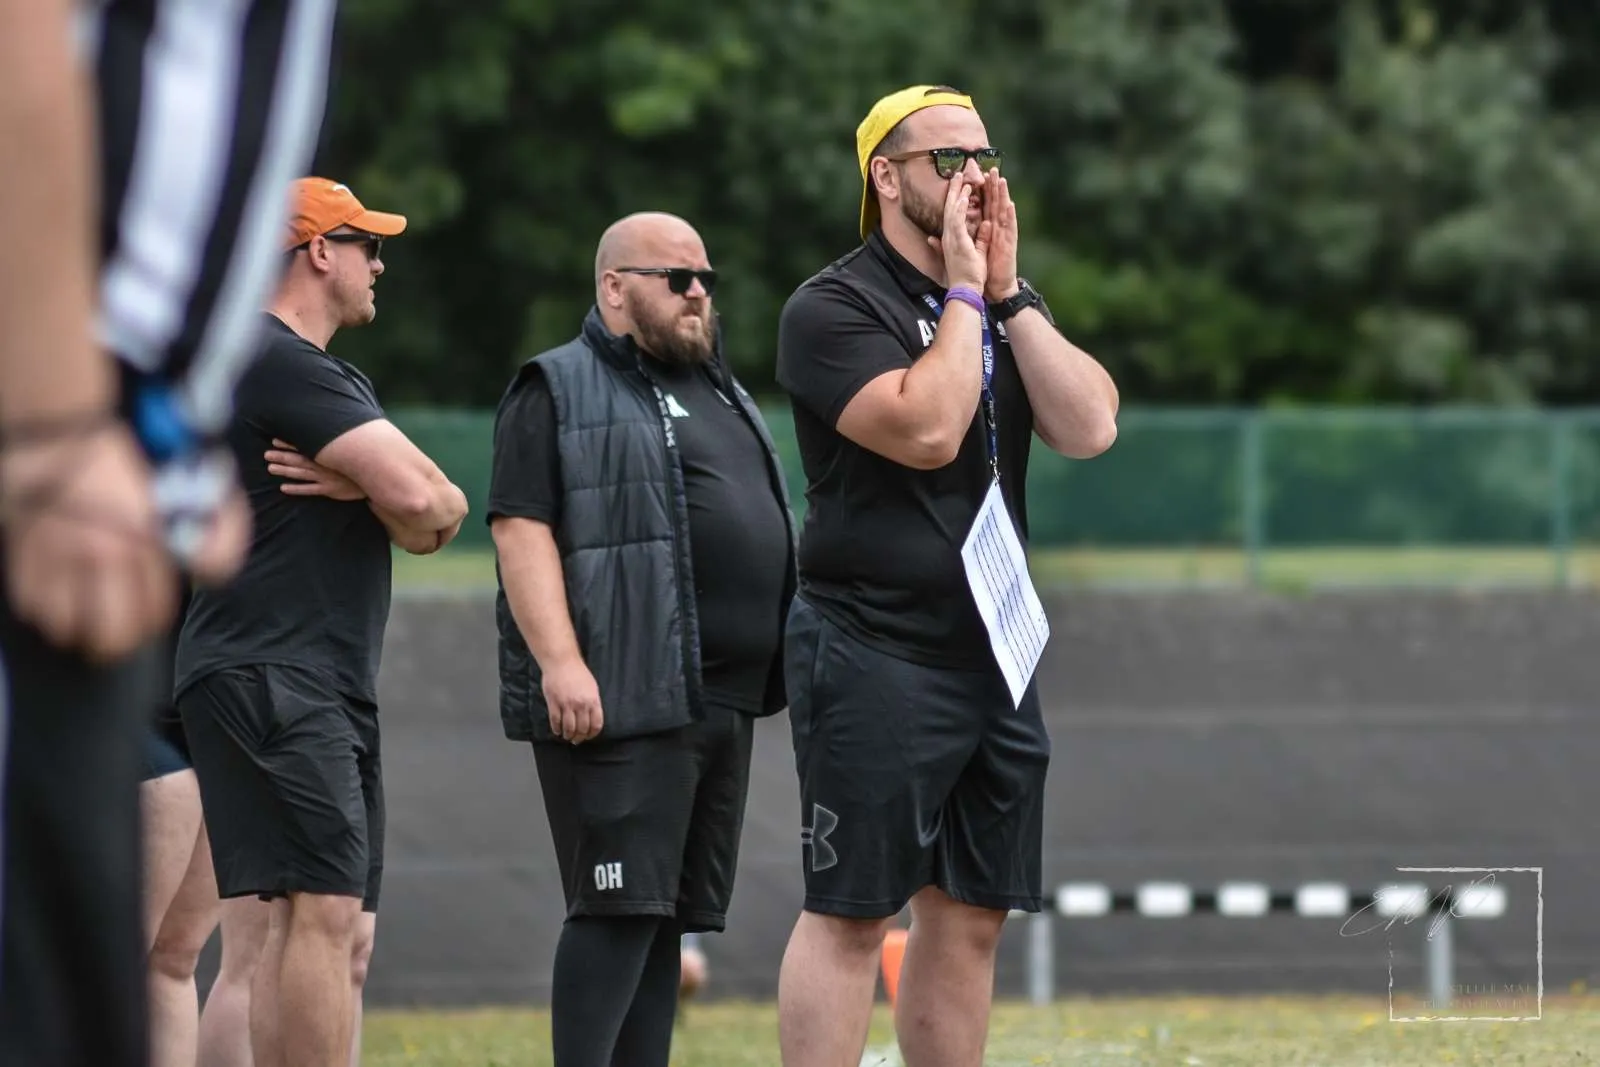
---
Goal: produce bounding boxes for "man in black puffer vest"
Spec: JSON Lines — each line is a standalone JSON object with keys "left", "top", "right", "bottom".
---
{"left": 488, "top": 212, "right": 797, "bottom": 1067}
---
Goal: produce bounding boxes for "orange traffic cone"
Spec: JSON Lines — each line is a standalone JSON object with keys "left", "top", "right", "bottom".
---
{"left": 880, "top": 928, "right": 909, "bottom": 1007}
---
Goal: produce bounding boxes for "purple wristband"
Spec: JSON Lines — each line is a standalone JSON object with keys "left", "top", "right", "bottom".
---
{"left": 944, "top": 286, "right": 985, "bottom": 315}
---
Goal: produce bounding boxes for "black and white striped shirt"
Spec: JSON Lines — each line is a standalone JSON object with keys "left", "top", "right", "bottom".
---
{"left": 79, "top": 0, "right": 338, "bottom": 558}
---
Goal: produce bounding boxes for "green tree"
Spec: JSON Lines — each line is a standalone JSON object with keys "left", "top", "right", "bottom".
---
{"left": 309, "top": 0, "right": 1600, "bottom": 409}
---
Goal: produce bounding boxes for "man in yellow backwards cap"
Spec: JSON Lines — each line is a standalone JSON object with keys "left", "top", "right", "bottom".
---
{"left": 772, "top": 86, "right": 1121, "bottom": 1067}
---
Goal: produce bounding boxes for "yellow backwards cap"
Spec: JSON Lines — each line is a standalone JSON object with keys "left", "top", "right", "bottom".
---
{"left": 855, "top": 85, "right": 976, "bottom": 240}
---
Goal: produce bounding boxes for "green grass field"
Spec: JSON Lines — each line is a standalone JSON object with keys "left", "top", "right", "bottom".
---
{"left": 393, "top": 544, "right": 1600, "bottom": 594}
{"left": 364, "top": 995, "right": 1600, "bottom": 1066}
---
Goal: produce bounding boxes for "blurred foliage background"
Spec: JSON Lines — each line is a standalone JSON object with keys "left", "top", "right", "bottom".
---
{"left": 311, "top": 0, "right": 1600, "bottom": 409}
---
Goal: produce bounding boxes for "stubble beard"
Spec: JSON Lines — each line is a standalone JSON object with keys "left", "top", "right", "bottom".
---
{"left": 902, "top": 178, "right": 982, "bottom": 242}
{"left": 903, "top": 180, "right": 944, "bottom": 239}
{"left": 338, "top": 277, "right": 376, "bottom": 329}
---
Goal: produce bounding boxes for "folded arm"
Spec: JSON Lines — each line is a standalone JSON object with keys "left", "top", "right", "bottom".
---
{"left": 314, "top": 419, "right": 469, "bottom": 553}
{"left": 372, "top": 505, "right": 446, "bottom": 555}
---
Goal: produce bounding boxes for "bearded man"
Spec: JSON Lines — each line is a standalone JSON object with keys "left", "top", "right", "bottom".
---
{"left": 772, "top": 86, "right": 1120, "bottom": 1067}
{"left": 487, "top": 212, "right": 797, "bottom": 1067}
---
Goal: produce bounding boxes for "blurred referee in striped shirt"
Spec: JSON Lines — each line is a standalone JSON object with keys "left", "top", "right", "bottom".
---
{"left": 0, "top": 2, "right": 339, "bottom": 1064}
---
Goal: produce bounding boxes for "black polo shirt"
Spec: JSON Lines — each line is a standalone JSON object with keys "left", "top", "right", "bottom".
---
{"left": 775, "top": 228, "right": 1044, "bottom": 670}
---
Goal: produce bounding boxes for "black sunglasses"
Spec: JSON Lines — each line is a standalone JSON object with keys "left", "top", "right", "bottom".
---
{"left": 295, "top": 232, "right": 383, "bottom": 261}
{"left": 885, "top": 146, "right": 1003, "bottom": 180}
{"left": 614, "top": 267, "right": 717, "bottom": 297}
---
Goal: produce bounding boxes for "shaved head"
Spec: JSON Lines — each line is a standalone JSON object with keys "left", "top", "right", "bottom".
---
{"left": 593, "top": 211, "right": 717, "bottom": 366}
{"left": 594, "top": 212, "right": 705, "bottom": 289}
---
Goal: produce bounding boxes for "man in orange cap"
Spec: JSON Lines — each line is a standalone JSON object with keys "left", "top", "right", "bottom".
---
{"left": 773, "top": 87, "right": 1120, "bottom": 1066}
{"left": 174, "top": 177, "right": 466, "bottom": 1067}
{"left": 139, "top": 177, "right": 412, "bottom": 1067}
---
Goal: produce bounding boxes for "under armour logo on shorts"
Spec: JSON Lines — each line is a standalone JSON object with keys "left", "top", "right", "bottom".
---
{"left": 593, "top": 861, "right": 624, "bottom": 890}
{"left": 800, "top": 803, "right": 839, "bottom": 872}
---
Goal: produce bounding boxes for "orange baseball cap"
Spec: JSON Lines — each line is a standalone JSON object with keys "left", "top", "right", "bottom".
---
{"left": 283, "top": 177, "right": 407, "bottom": 251}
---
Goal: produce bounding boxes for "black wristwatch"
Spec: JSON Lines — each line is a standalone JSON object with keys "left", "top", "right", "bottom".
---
{"left": 991, "top": 278, "right": 1044, "bottom": 323}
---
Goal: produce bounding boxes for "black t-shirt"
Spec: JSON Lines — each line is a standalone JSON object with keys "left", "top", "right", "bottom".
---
{"left": 175, "top": 313, "right": 392, "bottom": 703}
{"left": 487, "top": 355, "right": 792, "bottom": 712}
{"left": 775, "top": 229, "right": 1040, "bottom": 670}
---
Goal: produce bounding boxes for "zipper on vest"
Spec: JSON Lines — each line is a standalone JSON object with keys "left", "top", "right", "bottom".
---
{"left": 640, "top": 365, "right": 701, "bottom": 707}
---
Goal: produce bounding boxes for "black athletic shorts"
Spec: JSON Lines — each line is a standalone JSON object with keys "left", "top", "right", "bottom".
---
{"left": 141, "top": 708, "right": 192, "bottom": 781}
{"left": 0, "top": 597, "right": 162, "bottom": 1067}
{"left": 533, "top": 701, "right": 754, "bottom": 933}
{"left": 177, "top": 664, "right": 384, "bottom": 912}
{"left": 783, "top": 595, "right": 1050, "bottom": 918}
{"left": 141, "top": 730, "right": 189, "bottom": 781}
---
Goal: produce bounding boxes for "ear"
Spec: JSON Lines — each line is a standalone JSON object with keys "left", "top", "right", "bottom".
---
{"left": 869, "top": 157, "right": 900, "bottom": 206}
{"left": 599, "top": 270, "right": 626, "bottom": 309}
{"left": 306, "top": 235, "right": 335, "bottom": 275}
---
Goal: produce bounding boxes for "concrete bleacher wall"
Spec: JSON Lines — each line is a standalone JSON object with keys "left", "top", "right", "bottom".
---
{"left": 202, "top": 589, "right": 1600, "bottom": 1007}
